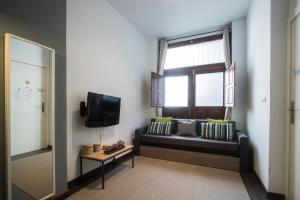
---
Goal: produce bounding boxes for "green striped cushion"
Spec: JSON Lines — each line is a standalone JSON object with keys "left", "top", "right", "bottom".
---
{"left": 200, "top": 122, "right": 235, "bottom": 141}
{"left": 147, "top": 122, "right": 172, "bottom": 136}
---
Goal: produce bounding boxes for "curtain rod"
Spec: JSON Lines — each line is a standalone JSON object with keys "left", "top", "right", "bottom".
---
{"left": 165, "top": 25, "right": 231, "bottom": 43}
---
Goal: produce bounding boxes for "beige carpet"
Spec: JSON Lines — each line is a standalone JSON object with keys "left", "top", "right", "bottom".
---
{"left": 67, "top": 156, "right": 250, "bottom": 200}
{"left": 12, "top": 151, "right": 53, "bottom": 199}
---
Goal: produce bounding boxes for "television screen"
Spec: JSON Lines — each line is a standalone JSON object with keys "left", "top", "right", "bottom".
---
{"left": 85, "top": 92, "right": 121, "bottom": 127}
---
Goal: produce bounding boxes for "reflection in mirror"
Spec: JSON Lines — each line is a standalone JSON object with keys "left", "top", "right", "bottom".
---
{"left": 11, "top": 149, "right": 53, "bottom": 200}
{"left": 5, "top": 34, "right": 55, "bottom": 200}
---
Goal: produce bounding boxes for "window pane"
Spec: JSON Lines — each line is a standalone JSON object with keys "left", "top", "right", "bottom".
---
{"left": 165, "top": 39, "right": 225, "bottom": 69}
{"left": 195, "top": 72, "right": 223, "bottom": 106}
{"left": 165, "top": 76, "right": 188, "bottom": 107}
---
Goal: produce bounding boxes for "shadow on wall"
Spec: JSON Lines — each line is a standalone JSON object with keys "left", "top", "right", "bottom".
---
{"left": 246, "top": 64, "right": 253, "bottom": 114}
{"left": 71, "top": 110, "right": 118, "bottom": 177}
{"left": 245, "top": 63, "right": 253, "bottom": 168}
{"left": 71, "top": 110, "right": 117, "bottom": 150}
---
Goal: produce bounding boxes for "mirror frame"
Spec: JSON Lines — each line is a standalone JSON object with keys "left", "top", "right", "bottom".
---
{"left": 4, "top": 33, "right": 56, "bottom": 200}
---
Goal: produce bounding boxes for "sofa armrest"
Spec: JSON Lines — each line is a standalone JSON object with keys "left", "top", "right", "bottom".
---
{"left": 134, "top": 126, "right": 148, "bottom": 156}
{"left": 236, "top": 131, "right": 250, "bottom": 173}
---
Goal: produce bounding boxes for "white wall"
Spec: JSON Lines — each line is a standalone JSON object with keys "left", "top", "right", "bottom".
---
{"left": 269, "top": 0, "right": 288, "bottom": 194}
{"left": 246, "top": 0, "right": 271, "bottom": 190}
{"left": 67, "top": 0, "right": 154, "bottom": 181}
{"left": 246, "top": 0, "right": 289, "bottom": 194}
{"left": 232, "top": 18, "right": 247, "bottom": 132}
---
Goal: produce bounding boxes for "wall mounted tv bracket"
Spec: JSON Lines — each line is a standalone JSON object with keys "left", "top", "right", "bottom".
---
{"left": 80, "top": 101, "right": 87, "bottom": 117}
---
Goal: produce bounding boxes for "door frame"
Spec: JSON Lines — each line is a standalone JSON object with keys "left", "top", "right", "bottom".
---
{"left": 4, "top": 33, "right": 56, "bottom": 200}
{"left": 286, "top": 9, "right": 300, "bottom": 200}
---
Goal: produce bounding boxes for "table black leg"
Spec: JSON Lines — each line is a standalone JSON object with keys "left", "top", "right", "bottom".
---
{"left": 80, "top": 157, "right": 83, "bottom": 182}
{"left": 132, "top": 150, "right": 134, "bottom": 168}
{"left": 113, "top": 156, "right": 116, "bottom": 167}
{"left": 101, "top": 161, "right": 105, "bottom": 189}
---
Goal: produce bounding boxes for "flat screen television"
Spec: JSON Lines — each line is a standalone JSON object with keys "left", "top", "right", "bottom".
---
{"left": 85, "top": 92, "right": 121, "bottom": 127}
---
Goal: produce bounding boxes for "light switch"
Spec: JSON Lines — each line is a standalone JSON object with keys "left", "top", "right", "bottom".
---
{"left": 293, "top": 67, "right": 300, "bottom": 76}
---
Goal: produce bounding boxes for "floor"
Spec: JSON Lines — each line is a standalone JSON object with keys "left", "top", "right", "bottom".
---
{"left": 67, "top": 156, "right": 250, "bottom": 200}
{"left": 12, "top": 184, "right": 35, "bottom": 200}
{"left": 12, "top": 151, "right": 53, "bottom": 199}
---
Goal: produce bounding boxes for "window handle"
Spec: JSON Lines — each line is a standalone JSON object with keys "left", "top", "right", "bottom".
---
{"left": 289, "top": 101, "right": 295, "bottom": 124}
{"left": 42, "top": 102, "right": 45, "bottom": 113}
{"left": 192, "top": 69, "right": 195, "bottom": 85}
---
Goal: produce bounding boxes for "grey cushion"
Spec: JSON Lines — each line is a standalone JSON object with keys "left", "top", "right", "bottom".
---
{"left": 177, "top": 120, "right": 197, "bottom": 137}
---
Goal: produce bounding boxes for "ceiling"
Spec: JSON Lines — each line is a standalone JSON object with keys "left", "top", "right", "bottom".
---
{"left": 108, "top": 0, "right": 251, "bottom": 38}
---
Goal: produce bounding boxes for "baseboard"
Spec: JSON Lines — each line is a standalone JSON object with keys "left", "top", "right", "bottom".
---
{"left": 53, "top": 190, "right": 74, "bottom": 200}
{"left": 267, "top": 192, "right": 286, "bottom": 199}
{"left": 241, "top": 169, "right": 285, "bottom": 200}
{"left": 53, "top": 154, "right": 131, "bottom": 200}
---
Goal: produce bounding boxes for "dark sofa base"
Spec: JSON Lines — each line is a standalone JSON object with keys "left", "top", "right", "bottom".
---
{"left": 141, "top": 141, "right": 240, "bottom": 157}
{"left": 140, "top": 145, "right": 240, "bottom": 172}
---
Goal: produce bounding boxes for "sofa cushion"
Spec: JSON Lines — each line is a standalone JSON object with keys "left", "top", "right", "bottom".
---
{"left": 201, "top": 122, "right": 236, "bottom": 141}
{"left": 155, "top": 117, "right": 173, "bottom": 122}
{"left": 207, "top": 118, "right": 230, "bottom": 124}
{"left": 177, "top": 120, "right": 197, "bottom": 137}
{"left": 150, "top": 118, "right": 236, "bottom": 136}
{"left": 147, "top": 122, "right": 172, "bottom": 136}
{"left": 140, "top": 134, "right": 239, "bottom": 152}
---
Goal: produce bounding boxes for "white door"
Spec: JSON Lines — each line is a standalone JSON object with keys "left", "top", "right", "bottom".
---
{"left": 10, "top": 37, "right": 49, "bottom": 156}
{"left": 10, "top": 62, "right": 46, "bottom": 156}
{"left": 290, "top": 14, "right": 300, "bottom": 200}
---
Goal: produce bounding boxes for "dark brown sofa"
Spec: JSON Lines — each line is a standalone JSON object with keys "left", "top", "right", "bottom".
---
{"left": 134, "top": 119, "right": 250, "bottom": 174}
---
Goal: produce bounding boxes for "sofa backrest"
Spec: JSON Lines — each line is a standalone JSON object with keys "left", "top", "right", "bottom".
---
{"left": 150, "top": 118, "right": 236, "bottom": 136}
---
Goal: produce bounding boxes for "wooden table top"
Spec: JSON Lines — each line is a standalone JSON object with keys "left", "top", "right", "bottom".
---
{"left": 81, "top": 145, "right": 134, "bottom": 161}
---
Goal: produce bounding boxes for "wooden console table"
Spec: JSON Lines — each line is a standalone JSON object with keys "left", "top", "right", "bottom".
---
{"left": 80, "top": 145, "right": 134, "bottom": 189}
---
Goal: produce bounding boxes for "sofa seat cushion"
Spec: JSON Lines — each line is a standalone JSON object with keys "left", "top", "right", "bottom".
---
{"left": 140, "top": 134, "right": 239, "bottom": 152}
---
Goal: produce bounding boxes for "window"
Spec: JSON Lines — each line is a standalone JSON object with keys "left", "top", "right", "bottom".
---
{"left": 165, "top": 76, "right": 188, "bottom": 107}
{"left": 151, "top": 33, "right": 234, "bottom": 119}
{"left": 165, "top": 38, "right": 225, "bottom": 69}
{"left": 195, "top": 72, "right": 224, "bottom": 106}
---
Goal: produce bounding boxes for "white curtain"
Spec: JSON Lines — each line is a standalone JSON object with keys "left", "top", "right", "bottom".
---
{"left": 224, "top": 107, "right": 232, "bottom": 120}
{"left": 223, "top": 26, "right": 231, "bottom": 69}
{"left": 158, "top": 39, "right": 168, "bottom": 75}
{"left": 223, "top": 26, "right": 232, "bottom": 120}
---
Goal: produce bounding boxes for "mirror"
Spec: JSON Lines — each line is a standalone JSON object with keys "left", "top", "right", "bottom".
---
{"left": 5, "top": 34, "right": 55, "bottom": 200}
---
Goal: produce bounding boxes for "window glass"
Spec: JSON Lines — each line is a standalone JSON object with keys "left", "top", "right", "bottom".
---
{"left": 165, "top": 76, "right": 188, "bottom": 107}
{"left": 195, "top": 72, "right": 223, "bottom": 106}
{"left": 165, "top": 39, "right": 225, "bottom": 69}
